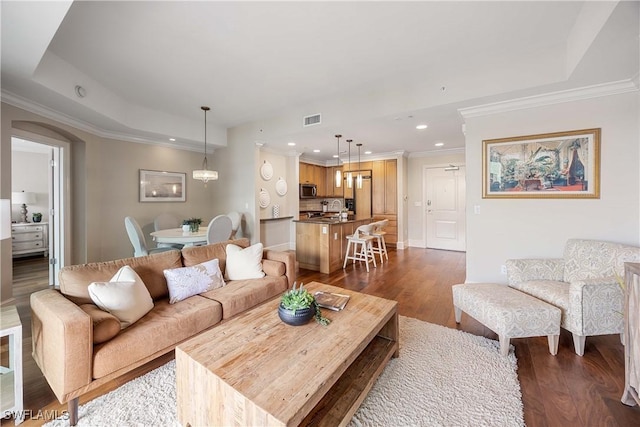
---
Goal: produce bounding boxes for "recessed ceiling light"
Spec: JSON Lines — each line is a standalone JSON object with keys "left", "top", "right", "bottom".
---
{"left": 313, "top": 149, "right": 320, "bottom": 153}
{"left": 416, "top": 124, "right": 428, "bottom": 130}
{"left": 333, "top": 154, "right": 339, "bottom": 158}
{"left": 288, "top": 142, "right": 296, "bottom": 146}
{"left": 435, "top": 142, "right": 444, "bottom": 147}
{"left": 169, "top": 138, "right": 176, "bottom": 141}
{"left": 365, "top": 151, "right": 372, "bottom": 155}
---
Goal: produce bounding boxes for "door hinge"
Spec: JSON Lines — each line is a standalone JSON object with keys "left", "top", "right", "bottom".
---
{"left": 50, "top": 208, "right": 55, "bottom": 217}
{"left": 49, "top": 258, "right": 57, "bottom": 265}
{"left": 50, "top": 159, "right": 57, "bottom": 167}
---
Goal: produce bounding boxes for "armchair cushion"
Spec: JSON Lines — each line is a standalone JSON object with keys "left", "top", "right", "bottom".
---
{"left": 563, "top": 239, "right": 640, "bottom": 282}
{"left": 506, "top": 259, "right": 564, "bottom": 285}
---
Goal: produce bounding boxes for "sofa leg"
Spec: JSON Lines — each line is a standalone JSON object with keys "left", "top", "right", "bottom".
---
{"left": 572, "top": 333, "right": 586, "bottom": 356}
{"left": 68, "top": 398, "right": 78, "bottom": 426}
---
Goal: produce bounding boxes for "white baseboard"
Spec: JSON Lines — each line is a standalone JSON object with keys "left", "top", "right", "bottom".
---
{"left": 408, "top": 239, "right": 426, "bottom": 248}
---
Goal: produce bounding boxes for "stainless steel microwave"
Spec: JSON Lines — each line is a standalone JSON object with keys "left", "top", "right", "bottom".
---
{"left": 299, "top": 183, "right": 317, "bottom": 198}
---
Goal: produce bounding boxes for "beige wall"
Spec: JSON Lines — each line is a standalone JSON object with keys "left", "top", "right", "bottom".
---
{"left": 464, "top": 91, "right": 640, "bottom": 283}
{"left": 0, "top": 102, "right": 223, "bottom": 303}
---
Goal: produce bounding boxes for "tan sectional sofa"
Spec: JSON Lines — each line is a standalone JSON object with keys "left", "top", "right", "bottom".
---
{"left": 30, "top": 238, "right": 295, "bottom": 425}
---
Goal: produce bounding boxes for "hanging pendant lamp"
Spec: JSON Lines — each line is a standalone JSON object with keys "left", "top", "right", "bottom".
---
{"left": 356, "top": 143, "right": 363, "bottom": 189}
{"left": 346, "top": 139, "right": 353, "bottom": 188}
{"left": 193, "top": 106, "right": 218, "bottom": 184}
{"left": 334, "top": 134, "right": 342, "bottom": 188}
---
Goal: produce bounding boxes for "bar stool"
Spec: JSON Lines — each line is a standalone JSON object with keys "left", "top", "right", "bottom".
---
{"left": 369, "top": 219, "right": 389, "bottom": 264}
{"left": 343, "top": 224, "right": 377, "bottom": 272}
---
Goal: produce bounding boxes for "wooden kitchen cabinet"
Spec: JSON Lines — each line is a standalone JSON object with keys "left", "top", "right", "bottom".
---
{"left": 300, "top": 162, "right": 313, "bottom": 184}
{"left": 313, "top": 165, "right": 326, "bottom": 197}
{"left": 372, "top": 160, "right": 397, "bottom": 215}
{"left": 326, "top": 166, "right": 343, "bottom": 198}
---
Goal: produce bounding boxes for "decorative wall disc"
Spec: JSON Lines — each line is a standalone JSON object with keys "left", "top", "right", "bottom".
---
{"left": 275, "top": 178, "right": 288, "bottom": 196}
{"left": 259, "top": 188, "right": 271, "bottom": 208}
{"left": 260, "top": 161, "right": 273, "bottom": 181}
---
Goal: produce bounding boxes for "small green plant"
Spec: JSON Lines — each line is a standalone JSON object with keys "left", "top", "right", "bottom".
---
{"left": 32, "top": 212, "right": 42, "bottom": 222}
{"left": 280, "top": 282, "right": 330, "bottom": 326}
{"left": 182, "top": 218, "right": 202, "bottom": 232}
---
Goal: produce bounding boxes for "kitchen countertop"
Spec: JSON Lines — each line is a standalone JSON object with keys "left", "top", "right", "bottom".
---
{"left": 293, "top": 217, "right": 369, "bottom": 224}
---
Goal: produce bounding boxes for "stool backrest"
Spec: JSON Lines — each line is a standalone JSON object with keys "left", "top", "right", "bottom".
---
{"left": 355, "top": 223, "right": 374, "bottom": 238}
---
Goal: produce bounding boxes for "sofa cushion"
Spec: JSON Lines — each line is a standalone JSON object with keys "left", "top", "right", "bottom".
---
{"left": 88, "top": 266, "right": 155, "bottom": 329}
{"left": 508, "top": 279, "right": 570, "bottom": 324}
{"left": 200, "top": 276, "right": 287, "bottom": 319}
{"left": 79, "top": 304, "right": 121, "bottom": 344}
{"left": 164, "top": 258, "right": 225, "bottom": 304}
{"left": 59, "top": 250, "right": 183, "bottom": 304}
{"left": 263, "top": 259, "right": 285, "bottom": 277}
{"left": 225, "top": 242, "right": 265, "bottom": 280}
{"left": 92, "top": 296, "right": 222, "bottom": 379}
{"left": 181, "top": 238, "right": 250, "bottom": 271}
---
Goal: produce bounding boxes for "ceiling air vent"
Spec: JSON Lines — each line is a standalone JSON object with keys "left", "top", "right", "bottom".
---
{"left": 303, "top": 113, "right": 321, "bottom": 127}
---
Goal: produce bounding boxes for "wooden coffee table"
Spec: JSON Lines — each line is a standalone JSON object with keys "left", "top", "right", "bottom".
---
{"left": 176, "top": 281, "right": 398, "bottom": 427}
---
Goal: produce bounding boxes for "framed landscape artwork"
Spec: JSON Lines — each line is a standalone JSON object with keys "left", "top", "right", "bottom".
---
{"left": 139, "top": 169, "right": 186, "bottom": 202}
{"left": 482, "top": 128, "right": 600, "bottom": 199}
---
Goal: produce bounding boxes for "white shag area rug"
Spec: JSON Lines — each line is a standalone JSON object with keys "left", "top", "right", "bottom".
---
{"left": 45, "top": 316, "right": 524, "bottom": 427}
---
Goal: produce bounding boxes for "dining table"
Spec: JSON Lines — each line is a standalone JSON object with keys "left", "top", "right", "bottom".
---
{"left": 150, "top": 227, "right": 208, "bottom": 247}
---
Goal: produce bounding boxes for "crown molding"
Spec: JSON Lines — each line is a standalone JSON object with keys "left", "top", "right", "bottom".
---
{"left": 458, "top": 79, "right": 639, "bottom": 119}
{"left": 408, "top": 147, "right": 465, "bottom": 158}
{"left": 1, "top": 90, "right": 202, "bottom": 152}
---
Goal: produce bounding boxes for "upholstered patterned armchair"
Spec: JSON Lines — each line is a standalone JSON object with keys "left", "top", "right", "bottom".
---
{"left": 506, "top": 239, "right": 640, "bottom": 356}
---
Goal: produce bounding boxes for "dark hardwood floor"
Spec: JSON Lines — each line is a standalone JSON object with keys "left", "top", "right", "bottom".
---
{"left": 3, "top": 248, "right": 639, "bottom": 426}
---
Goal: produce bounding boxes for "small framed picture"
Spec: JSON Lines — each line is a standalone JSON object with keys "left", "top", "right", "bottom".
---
{"left": 482, "top": 128, "right": 600, "bottom": 199}
{"left": 139, "top": 169, "right": 186, "bottom": 202}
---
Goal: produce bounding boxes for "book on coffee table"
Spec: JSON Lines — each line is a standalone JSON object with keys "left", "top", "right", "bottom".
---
{"left": 314, "top": 291, "right": 350, "bottom": 311}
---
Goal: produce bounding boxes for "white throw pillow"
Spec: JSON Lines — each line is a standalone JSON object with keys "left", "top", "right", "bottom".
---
{"left": 88, "top": 265, "right": 154, "bottom": 329}
{"left": 163, "top": 258, "right": 225, "bottom": 304}
{"left": 225, "top": 243, "right": 266, "bottom": 280}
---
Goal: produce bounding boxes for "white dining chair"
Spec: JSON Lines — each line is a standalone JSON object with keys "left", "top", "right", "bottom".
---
{"left": 125, "top": 216, "right": 176, "bottom": 257}
{"left": 153, "top": 213, "right": 184, "bottom": 249}
{"left": 206, "top": 215, "right": 233, "bottom": 244}
{"left": 227, "top": 211, "right": 242, "bottom": 239}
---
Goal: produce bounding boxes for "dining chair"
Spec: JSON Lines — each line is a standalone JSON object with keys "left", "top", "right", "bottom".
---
{"left": 206, "top": 215, "right": 233, "bottom": 244}
{"left": 227, "top": 211, "right": 242, "bottom": 239}
{"left": 153, "top": 213, "right": 184, "bottom": 249}
{"left": 124, "top": 216, "right": 176, "bottom": 257}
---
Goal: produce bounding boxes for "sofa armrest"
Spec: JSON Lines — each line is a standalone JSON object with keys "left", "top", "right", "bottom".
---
{"left": 505, "top": 258, "right": 564, "bottom": 285}
{"left": 30, "top": 289, "right": 93, "bottom": 403}
{"left": 263, "top": 249, "right": 296, "bottom": 288}
{"left": 568, "top": 277, "right": 624, "bottom": 336}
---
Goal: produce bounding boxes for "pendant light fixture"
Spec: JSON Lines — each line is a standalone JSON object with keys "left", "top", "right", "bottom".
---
{"left": 193, "top": 106, "right": 218, "bottom": 184}
{"left": 334, "top": 134, "right": 342, "bottom": 188}
{"left": 346, "top": 139, "right": 353, "bottom": 189}
{"left": 356, "top": 143, "right": 363, "bottom": 189}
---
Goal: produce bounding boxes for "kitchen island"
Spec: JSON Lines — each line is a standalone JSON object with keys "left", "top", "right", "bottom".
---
{"left": 295, "top": 217, "right": 372, "bottom": 274}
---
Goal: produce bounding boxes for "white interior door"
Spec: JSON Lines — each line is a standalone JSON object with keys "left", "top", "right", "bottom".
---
{"left": 425, "top": 166, "right": 466, "bottom": 251}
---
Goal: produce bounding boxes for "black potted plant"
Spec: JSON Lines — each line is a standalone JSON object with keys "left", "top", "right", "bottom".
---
{"left": 32, "top": 212, "right": 42, "bottom": 223}
{"left": 278, "top": 282, "right": 330, "bottom": 326}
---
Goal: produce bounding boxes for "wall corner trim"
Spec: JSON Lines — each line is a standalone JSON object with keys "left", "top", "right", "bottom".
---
{"left": 458, "top": 79, "right": 639, "bottom": 119}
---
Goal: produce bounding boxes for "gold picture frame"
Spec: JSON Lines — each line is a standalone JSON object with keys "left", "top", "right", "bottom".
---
{"left": 482, "top": 128, "right": 600, "bottom": 199}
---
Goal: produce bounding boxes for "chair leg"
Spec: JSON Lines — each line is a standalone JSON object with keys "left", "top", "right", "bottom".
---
{"left": 343, "top": 240, "right": 352, "bottom": 269}
{"left": 360, "top": 242, "right": 369, "bottom": 272}
{"left": 547, "top": 335, "right": 559, "bottom": 355}
{"left": 572, "top": 333, "right": 586, "bottom": 356}
{"left": 369, "top": 241, "right": 377, "bottom": 268}
{"left": 381, "top": 236, "right": 388, "bottom": 261}
{"left": 499, "top": 335, "right": 510, "bottom": 356}
{"left": 454, "top": 306, "right": 462, "bottom": 323}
